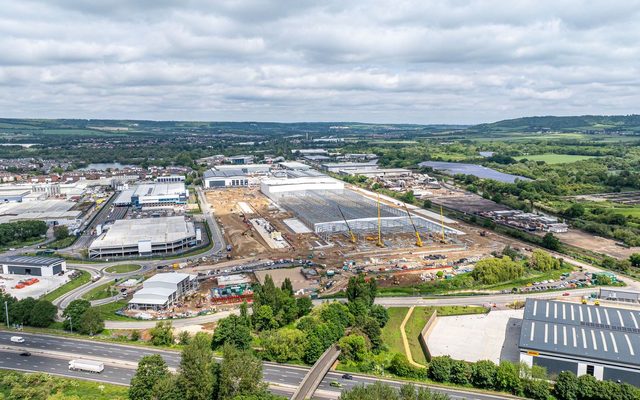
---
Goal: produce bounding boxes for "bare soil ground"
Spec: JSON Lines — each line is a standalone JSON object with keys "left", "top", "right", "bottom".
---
{"left": 204, "top": 187, "right": 517, "bottom": 297}
{"left": 553, "top": 229, "right": 640, "bottom": 259}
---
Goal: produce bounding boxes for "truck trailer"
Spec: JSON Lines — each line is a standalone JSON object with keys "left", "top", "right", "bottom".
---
{"left": 68, "top": 359, "right": 104, "bottom": 373}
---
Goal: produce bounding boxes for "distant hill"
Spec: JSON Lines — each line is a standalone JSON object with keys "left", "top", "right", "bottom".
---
{"left": 472, "top": 114, "right": 640, "bottom": 133}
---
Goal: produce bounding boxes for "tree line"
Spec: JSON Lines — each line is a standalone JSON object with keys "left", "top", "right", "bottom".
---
{"left": 0, "top": 220, "right": 47, "bottom": 246}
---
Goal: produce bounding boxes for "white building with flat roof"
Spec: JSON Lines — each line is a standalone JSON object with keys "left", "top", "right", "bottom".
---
{"left": 260, "top": 176, "right": 344, "bottom": 200}
{"left": 128, "top": 272, "right": 198, "bottom": 311}
{"left": 112, "top": 183, "right": 188, "bottom": 208}
{"left": 88, "top": 216, "right": 199, "bottom": 259}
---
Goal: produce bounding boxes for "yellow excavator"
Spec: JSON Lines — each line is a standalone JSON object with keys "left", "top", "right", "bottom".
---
{"left": 403, "top": 204, "right": 423, "bottom": 247}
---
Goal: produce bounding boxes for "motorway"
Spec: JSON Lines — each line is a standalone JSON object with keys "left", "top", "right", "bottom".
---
{"left": 0, "top": 331, "right": 514, "bottom": 399}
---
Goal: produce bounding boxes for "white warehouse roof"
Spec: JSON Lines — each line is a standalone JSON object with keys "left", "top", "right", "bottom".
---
{"left": 146, "top": 272, "right": 194, "bottom": 285}
{"left": 89, "top": 216, "right": 196, "bottom": 249}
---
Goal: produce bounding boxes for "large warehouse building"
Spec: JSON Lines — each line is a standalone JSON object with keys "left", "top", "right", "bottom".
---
{"left": 128, "top": 272, "right": 198, "bottom": 311}
{"left": 88, "top": 216, "right": 200, "bottom": 259}
{"left": 519, "top": 298, "right": 640, "bottom": 385}
{"left": 0, "top": 256, "right": 66, "bottom": 276}
{"left": 113, "top": 183, "right": 188, "bottom": 208}
{"left": 261, "top": 176, "right": 461, "bottom": 240}
{"left": 203, "top": 169, "right": 249, "bottom": 188}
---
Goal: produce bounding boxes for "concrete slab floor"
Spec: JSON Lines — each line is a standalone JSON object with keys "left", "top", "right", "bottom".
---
{"left": 427, "top": 309, "right": 523, "bottom": 364}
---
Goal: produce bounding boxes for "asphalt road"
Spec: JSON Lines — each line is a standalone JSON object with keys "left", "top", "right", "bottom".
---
{"left": 102, "top": 287, "right": 600, "bottom": 329}
{"left": 0, "top": 331, "right": 514, "bottom": 399}
{"left": 50, "top": 187, "right": 227, "bottom": 310}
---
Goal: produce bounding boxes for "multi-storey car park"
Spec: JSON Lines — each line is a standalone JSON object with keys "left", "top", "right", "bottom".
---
{"left": 519, "top": 298, "right": 640, "bottom": 385}
{"left": 88, "top": 216, "right": 200, "bottom": 259}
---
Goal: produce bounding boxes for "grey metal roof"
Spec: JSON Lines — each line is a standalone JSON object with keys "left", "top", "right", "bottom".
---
{"left": 0, "top": 255, "right": 63, "bottom": 267}
{"left": 600, "top": 289, "right": 640, "bottom": 302}
{"left": 519, "top": 298, "right": 640, "bottom": 367}
{"left": 203, "top": 169, "right": 247, "bottom": 178}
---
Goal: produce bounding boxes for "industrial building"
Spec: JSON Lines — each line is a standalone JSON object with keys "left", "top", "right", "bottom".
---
{"left": 339, "top": 168, "right": 412, "bottom": 178}
{"left": 320, "top": 161, "right": 379, "bottom": 173}
{"left": 0, "top": 186, "right": 32, "bottom": 203}
{"left": 599, "top": 288, "right": 640, "bottom": 304}
{"left": 113, "top": 183, "right": 188, "bottom": 208}
{"left": 0, "top": 256, "right": 66, "bottom": 276}
{"left": 88, "top": 216, "right": 200, "bottom": 259}
{"left": 214, "top": 164, "right": 271, "bottom": 174}
{"left": 155, "top": 175, "right": 185, "bottom": 183}
{"left": 519, "top": 298, "right": 640, "bottom": 385}
{"left": 279, "top": 161, "right": 312, "bottom": 171}
{"left": 261, "top": 177, "right": 461, "bottom": 240}
{"left": 0, "top": 199, "right": 83, "bottom": 227}
{"left": 203, "top": 169, "right": 249, "bottom": 188}
{"left": 225, "top": 155, "right": 254, "bottom": 165}
{"left": 128, "top": 272, "right": 198, "bottom": 310}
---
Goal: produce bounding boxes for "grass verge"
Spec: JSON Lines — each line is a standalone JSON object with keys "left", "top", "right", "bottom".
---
{"left": 82, "top": 281, "right": 118, "bottom": 301}
{"left": 41, "top": 270, "right": 91, "bottom": 302}
{"left": 104, "top": 264, "right": 141, "bottom": 274}
{"left": 94, "top": 300, "right": 134, "bottom": 321}
{"left": 380, "top": 307, "right": 408, "bottom": 355}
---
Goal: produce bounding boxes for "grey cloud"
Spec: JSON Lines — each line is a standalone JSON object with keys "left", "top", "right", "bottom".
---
{"left": 1, "top": 0, "right": 640, "bottom": 123}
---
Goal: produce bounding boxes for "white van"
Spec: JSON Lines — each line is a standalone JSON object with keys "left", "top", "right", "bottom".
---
{"left": 10, "top": 336, "right": 25, "bottom": 343}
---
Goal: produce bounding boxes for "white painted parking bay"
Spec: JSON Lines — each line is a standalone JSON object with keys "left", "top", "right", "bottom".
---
{"left": 427, "top": 309, "right": 523, "bottom": 364}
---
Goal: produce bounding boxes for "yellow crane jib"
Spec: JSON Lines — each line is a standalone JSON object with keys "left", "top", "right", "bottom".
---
{"left": 403, "top": 204, "right": 423, "bottom": 247}
{"left": 337, "top": 205, "right": 357, "bottom": 244}
{"left": 376, "top": 193, "right": 384, "bottom": 247}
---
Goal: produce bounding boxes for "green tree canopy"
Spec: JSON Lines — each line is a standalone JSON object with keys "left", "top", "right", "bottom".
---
{"left": 149, "top": 321, "right": 174, "bottom": 346}
{"left": 129, "top": 354, "right": 170, "bottom": 400}
{"left": 78, "top": 307, "right": 104, "bottom": 335}
{"left": 62, "top": 299, "right": 90, "bottom": 331}
{"left": 178, "top": 332, "right": 214, "bottom": 400}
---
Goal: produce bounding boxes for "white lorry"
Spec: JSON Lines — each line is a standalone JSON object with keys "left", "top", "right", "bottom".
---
{"left": 10, "top": 336, "right": 25, "bottom": 343}
{"left": 68, "top": 359, "right": 104, "bottom": 373}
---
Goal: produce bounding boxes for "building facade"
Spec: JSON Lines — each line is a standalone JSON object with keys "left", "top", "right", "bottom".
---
{"left": 0, "top": 256, "right": 66, "bottom": 277}
{"left": 519, "top": 298, "right": 640, "bottom": 385}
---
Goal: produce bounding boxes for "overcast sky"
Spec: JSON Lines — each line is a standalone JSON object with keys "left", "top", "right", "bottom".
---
{"left": 1, "top": 0, "right": 640, "bottom": 124}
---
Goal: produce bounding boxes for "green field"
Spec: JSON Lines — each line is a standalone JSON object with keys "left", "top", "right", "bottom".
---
{"left": 611, "top": 207, "right": 640, "bottom": 217}
{"left": 94, "top": 300, "right": 133, "bottom": 321}
{"left": 380, "top": 307, "right": 408, "bottom": 355}
{"left": 0, "top": 369, "right": 128, "bottom": 400}
{"left": 104, "top": 264, "right": 141, "bottom": 274}
{"left": 403, "top": 307, "right": 432, "bottom": 365}
{"left": 82, "top": 281, "right": 119, "bottom": 301}
{"left": 515, "top": 154, "right": 598, "bottom": 164}
{"left": 41, "top": 270, "right": 91, "bottom": 302}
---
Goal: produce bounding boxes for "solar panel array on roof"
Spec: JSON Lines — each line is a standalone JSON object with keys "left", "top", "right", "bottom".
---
{"left": 519, "top": 299, "right": 640, "bottom": 366}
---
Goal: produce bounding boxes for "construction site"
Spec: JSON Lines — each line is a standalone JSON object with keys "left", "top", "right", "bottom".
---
{"left": 203, "top": 171, "right": 517, "bottom": 297}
